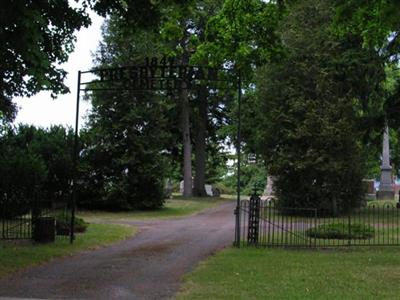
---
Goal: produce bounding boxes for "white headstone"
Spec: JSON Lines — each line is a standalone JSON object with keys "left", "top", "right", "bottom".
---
{"left": 204, "top": 184, "right": 213, "bottom": 196}
{"left": 179, "top": 181, "right": 219, "bottom": 197}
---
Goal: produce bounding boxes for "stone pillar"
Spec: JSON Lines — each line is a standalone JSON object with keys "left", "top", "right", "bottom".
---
{"left": 377, "top": 125, "right": 395, "bottom": 200}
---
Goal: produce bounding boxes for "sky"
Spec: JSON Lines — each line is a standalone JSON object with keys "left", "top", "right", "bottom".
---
{"left": 13, "top": 10, "right": 104, "bottom": 129}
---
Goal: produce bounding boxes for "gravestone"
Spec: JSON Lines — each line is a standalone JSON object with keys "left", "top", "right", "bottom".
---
{"left": 179, "top": 181, "right": 220, "bottom": 196}
{"left": 164, "top": 179, "right": 172, "bottom": 198}
{"left": 205, "top": 185, "right": 213, "bottom": 196}
{"left": 363, "top": 179, "right": 376, "bottom": 201}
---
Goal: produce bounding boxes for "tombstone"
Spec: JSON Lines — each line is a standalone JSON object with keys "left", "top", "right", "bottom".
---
{"left": 180, "top": 181, "right": 220, "bottom": 197}
{"left": 179, "top": 180, "right": 184, "bottom": 194}
{"left": 205, "top": 184, "right": 213, "bottom": 196}
{"left": 377, "top": 125, "right": 395, "bottom": 200}
{"left": 363, "top": 179, "right": 376, "bottom": 202}
{"left": 164, "top": 179, "right": 172, "bottom": 198}
{"left": 203, "top": 184, "right": 220, "bottom": 196}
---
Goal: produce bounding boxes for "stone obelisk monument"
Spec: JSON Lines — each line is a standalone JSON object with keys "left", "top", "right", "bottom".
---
{"left": 377, "top": 125, "right": 395, "bottom": 200}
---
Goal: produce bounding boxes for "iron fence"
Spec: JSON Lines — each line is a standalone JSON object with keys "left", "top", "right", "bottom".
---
{"left": 236, "top": 197, "right": 400, "bottom": 248}
{"left": 0, "top": 195, "right": 71, "bottom": 242}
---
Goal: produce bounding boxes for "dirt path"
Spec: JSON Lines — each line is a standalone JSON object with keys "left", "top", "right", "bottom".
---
{"left": 0, "top": 201, "right": 235, "bottom": 300}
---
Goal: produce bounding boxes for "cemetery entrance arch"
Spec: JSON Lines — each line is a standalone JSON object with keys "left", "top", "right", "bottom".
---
{"left": 72, "top": 57, "right": 243, "bottom": 243}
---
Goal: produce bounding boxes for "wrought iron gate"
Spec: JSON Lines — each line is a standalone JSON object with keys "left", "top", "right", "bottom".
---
{"left": 1, "top": 194, "right": 71, "bottom": 242}
{"left": 237, "top": 197, "right": 317, "bottom": 247}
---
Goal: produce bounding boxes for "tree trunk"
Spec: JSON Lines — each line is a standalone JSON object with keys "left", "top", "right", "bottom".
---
{"left": 193, "top": 86, "right": 208, "bottom": 197}
{"left": 180, "top": 56, "right": 192, "bottom": 197}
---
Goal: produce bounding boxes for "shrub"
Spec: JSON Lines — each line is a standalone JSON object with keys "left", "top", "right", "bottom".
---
{"left": 220, "top": 163, "right": 267, "bottom": 196}
{"left": 0, "top": 147, "right": 47, "bottom": 218}
{"left": 0, "top": 125, "right": 75, "bottom": 218}
{"left": 214, "top": 182, "right": 235, "bottom": 195}
{"left": 306, "top": 223, "right": 375, "bottom": 239}
{"left": 55, "top": 212, "right": 88, "bottom": 235}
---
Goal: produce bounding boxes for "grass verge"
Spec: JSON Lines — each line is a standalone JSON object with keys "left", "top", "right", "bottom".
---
{"left": 177, "top": 247, "right": 400, "bottom": 299}
{"left": 0, "top": 223, "right": 136, "bottom": 278}
{"left": 79, "top": 195, "right": 234, "bottom": 222}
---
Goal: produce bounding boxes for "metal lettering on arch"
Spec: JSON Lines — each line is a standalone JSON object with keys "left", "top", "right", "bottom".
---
{"left": 80, "top": 56, "right": 229, "bottom": 92}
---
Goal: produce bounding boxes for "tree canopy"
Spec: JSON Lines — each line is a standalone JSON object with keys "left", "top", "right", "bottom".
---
{"left": 2, "top": 0, "right": 400, "bottom": 213}
{"left": 255, "top": 0, "right": 386, "bottom": 214}
{"left": 0, "top": 1, "right": 91, "bottom": 101}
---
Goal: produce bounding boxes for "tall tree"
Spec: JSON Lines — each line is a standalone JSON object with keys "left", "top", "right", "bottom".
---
{"left": 180, "top": 51, "right": 193, "bottom": 197}
{"left": 193, "top": 86, "right": 208, "bottom": 196}
{"left": 256, "top": 0, "right": 385, "bottom": 215}
{"left": 334, "top": 0, "right": 400, "bottom": 129}
{"left": 194, "top": 0, "right": 284, "bottom": 151}
{"left": 156, "top": 0, "right": 224, "bottom": 196}
{"left": 335, "top": 0, "right": 400, "bottom": 55}
{"left": 193, "top": 0, "right": 284, "bottom": 196}
{"left": 81, "top": 17, "right": 175, "bottom": 210}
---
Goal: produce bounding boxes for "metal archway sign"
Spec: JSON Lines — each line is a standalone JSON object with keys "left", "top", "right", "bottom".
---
{"left": 71, "top": 56, "right": 242, "bottom": 244}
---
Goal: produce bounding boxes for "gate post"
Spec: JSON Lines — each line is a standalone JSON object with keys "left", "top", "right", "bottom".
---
{"left": 1, "top": 195, "right": 5, "bottom": 239}
{"left": 247, "top": 192, "right": 261, "bottom": 245}
{"left": 70, "top": 70, "right": 81, "bottom": 244}
{"left": 234, "top": 71, "right": 242, "bottom": 247}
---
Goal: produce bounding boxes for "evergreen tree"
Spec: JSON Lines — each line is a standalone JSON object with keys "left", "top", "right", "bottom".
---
{"left": 256, "top": 0, "right": 385, "bottom": 215}
{"left": 79, "top": 17, "right": 173, "bottom": 210}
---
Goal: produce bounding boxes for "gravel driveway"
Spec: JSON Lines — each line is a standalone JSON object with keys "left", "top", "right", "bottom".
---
{"left": 0, "top": 201, "right": 235, "bottom": 300}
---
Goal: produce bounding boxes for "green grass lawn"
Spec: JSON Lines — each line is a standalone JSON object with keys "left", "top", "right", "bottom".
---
{"left": 177, "top": 247, "right": 400, "bottom": 299}
{"left": 78, "top": 194, "right": 234, "bottom": 223}
{"left": 0, "top": 223, "right": 136, "bottom": 278}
